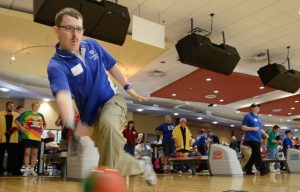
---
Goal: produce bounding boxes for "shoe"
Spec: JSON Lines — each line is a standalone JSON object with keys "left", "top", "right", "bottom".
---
{"left": 245, "top": 171, "right": 255, "bottom": 175}
{"left": 30, "top": 168, "right": 38, "bottom": 176}
{"left": 178, "top": 170, "right": 182, "bottom": 174}
{"left": 23, "top": 171, "right": 29, "bottom": 177}
{"left": 187, "top": 169, "right": 192, "bottom": 174}
{"left": 140, "top": 156, "right": 157, "bottom": 186}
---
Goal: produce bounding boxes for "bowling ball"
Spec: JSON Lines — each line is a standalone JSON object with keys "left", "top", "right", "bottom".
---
{"left": 84, "top": 167, "right": 127, "bottom": 192}
{"left": 183, "top": 152, "right": 189, "bottom": 157}
{"left": 176, "top": 152, "right": 183, "bottom": 157}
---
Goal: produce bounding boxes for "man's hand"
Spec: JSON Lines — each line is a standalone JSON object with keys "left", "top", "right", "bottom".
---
{"left": 252, "top": 127, "right": 259, "bottom": 131}
{"left": 127, "top": 88, "right": 148, "bottom": 102}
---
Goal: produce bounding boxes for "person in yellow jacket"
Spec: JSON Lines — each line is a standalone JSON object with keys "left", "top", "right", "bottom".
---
{"left": 0, "top": 101, "right": 20, "bottom": 176}
{"left": 172, "top": 118, "right": 192, "bottom": 152}
{"left": 172, "top": 118, "right": 193, "bottom": 174}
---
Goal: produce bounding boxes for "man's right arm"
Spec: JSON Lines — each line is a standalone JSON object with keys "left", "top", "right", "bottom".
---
{"left": 55, "top": 91, "right": 75, "bottom": 129}
{"left": 241, "top": 125, "right": 259, "bottom": 131}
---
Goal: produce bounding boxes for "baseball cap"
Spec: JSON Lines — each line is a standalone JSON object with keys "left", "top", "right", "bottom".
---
{"left": 250, "top": 103, "right": 260, "bottom": 108}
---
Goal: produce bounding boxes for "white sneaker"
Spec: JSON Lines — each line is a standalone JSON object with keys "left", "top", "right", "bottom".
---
{"left": 140, "top": 156, "right": 157, "bottom": 186}
{"left": 30, "top": 168, "right": 38, "bottom": 176}
{"left": 178, "top": 170, "right": 182, "bottom": 174}
{"left": 187, "top": 169, "right": 193, "bottom": 174}
{"left": 23, "top": 171, "right": 29, "bottom": 177}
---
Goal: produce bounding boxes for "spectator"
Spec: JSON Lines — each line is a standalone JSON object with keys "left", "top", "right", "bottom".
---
{"left": 15, "top": 101, "right": 46, "bottom": 177}
{"left": 266, "top": 125, "right": 281, "bottom": 172}
{"left": 195, "top": 129, "right": 207, "bottom": 155}
{"left": 282, "top": 130, "right": 293, "bottom": 158}
{"left": 155, "top": 115, "right": 175, "bottom": 172}
{"left": 0, "top": 101, "right": 20, "bottom": 176}
{"left": 122, "top": 121, "right": 138, "bottom": 156}
{"left": 229, "top": 136, "right": 240, "bottom": 152}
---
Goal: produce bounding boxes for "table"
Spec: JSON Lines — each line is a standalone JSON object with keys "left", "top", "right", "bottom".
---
{"left": 169, "top": 156, "right": 210, "bottom": 175}
{"left": 262, "top": 158, "right": 290, "bottom": 173}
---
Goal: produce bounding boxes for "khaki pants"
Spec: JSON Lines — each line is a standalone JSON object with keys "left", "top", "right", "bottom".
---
{"left": 240, "top": 144, "right": 251, "bottom": 168}
{"left": 91, "top": 94, "right": 142, "bottom": 176}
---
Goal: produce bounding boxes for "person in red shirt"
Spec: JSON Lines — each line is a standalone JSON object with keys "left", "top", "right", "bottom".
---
{"left": 122, "top": 121, "right": 138, "bottom": 156}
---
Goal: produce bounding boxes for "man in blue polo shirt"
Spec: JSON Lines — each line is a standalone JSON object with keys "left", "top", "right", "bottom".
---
{"left": 155, "top": 115, "right": 175, "bottom": 172}
{"left": 241, "top": 103, "right": 268, "bottom": 175}
{"left": 47, "top": 8, "right": 156, "bottom": 185}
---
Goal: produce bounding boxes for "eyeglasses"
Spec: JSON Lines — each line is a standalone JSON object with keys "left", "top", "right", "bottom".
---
{"left": 58, "top": 25, "right": 84, "bottom": 33}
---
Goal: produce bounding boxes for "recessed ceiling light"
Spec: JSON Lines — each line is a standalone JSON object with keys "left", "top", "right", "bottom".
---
{"left": 0, "top": 87, "right": 10, "bottom": 92}
{"left": 205, "top": 94, "right": 216, "bottom": 99}
{"left": 291, "top": 107, "right": 295, "bottom": 110}
{"left": 197, "top": 117, "right": 203, "bottom": 120}
{"left": 288, "top": 113, "right": 292, "bottom": 115}
{"left": 295, "top": 129, "right": 299, "bottom": 132}
{"left": 214, "top": 90, "right": 219, "bottom": 93}
{"left": 136, "top": 108, "right": 144, "bottom": 112}
{"left": 287, "top": 119, "right": 291, "bottom": 122}
{"left": 185, "top": 102, "right": 190, "bottom": 105}
{"left": 212, "top": 121, "right": 218, "bottom": 124}
{"left": 280, "top": 126, "right": 289, "bottom": 129}
{"left": 272, "top": 109, "right": 282, "bottom": 112}
{"left": 295, "top": 100, "right": 299, "bottom": 103}
{"left": 174, "top": 112, "right": 179, "bottom": 116}
{"left": 206, "top": 78, "right": 212, "bottom": 81}
{"left": 259, "top": 86, "right": 264, "bottom": 89}
{"left": 11, "top": 55, "right": 15, "bottom": 61}
{"left": 219, "top": 99, "right": 224, "bottom": 102}
{"left": 230, "top": 125, "right": 234, "bottom": 127}
{"left": 171, "top": 93, "right": 176, "bottom": 96}
{"left": 189, "top": 87, "right": 193, "bottom": 90}
{"left": 236, "top": 110, "right": 240, "bottom": 113}
{"left": 268, "top": 114, "right": 272, "bottom": 116}
{"left": 43, "top": 98, "right": 50, "bottom": 102}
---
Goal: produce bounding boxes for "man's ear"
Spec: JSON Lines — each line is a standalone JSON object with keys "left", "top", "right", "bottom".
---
{"left": 53, "top": 26, "right": 59, "bottom": 35}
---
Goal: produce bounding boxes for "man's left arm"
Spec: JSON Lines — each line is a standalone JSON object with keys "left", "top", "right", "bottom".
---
{"left": 108, "top": 65, "right": 148, "bottom": 102}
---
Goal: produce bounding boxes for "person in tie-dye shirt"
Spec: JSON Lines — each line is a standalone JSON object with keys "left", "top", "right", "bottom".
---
{"left": 15, "top": 102, "right": 46, "bottom": 176}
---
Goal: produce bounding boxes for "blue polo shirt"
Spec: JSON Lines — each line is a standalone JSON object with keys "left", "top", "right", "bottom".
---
{"left": 242, "top": 112, "right": 263, "bottom": 142}
{"left": 47, "top": 39, "right": 116, "bottom": 125}
{"left": 155, "top": 122, "right": 175, "bottom": 144}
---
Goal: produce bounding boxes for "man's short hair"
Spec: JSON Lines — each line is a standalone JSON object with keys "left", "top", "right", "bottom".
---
{"left": 179, "top": 118, "right": 187, "bottom": 123}
{"left": 6, "top": 101, "right": 14, "bottom": 107}
{"left": 55, "top": 7, "right": 83, "bottom": 26}
{"left": 285, "top": 130, "right": 291, "bottom": 134}
{"left": 273, "top": 125, "right": 280, "bottom": 130}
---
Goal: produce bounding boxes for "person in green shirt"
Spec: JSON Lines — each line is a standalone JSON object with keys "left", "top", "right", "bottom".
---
{"left": 266, "top": 125, "right": 282, "bottom": 173}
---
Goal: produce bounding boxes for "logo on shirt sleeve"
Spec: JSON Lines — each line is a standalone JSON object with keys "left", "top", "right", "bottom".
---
{"left": 89, "top": 50, "right": 99, "bottom": 61}
{"left": 71, "top": 64, "right": 84, "bottom": 76}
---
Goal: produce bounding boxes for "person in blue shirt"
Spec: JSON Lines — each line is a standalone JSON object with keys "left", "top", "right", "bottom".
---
{"left": 282, "top": 130, "right": 293, "bottom": 158}
{"left": 195, "top": 128, "right": 207, "bottom": 155}
{"left": 47, "top": 8, "right": 156, "bottom": 185}
{"left": 155, "top": 115, "right": 175, "bottom": 172}
{"left": 241, "top": 103, "right": 268, "bottom": 175}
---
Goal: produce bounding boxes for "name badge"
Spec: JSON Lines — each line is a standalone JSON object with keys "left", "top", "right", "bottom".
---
{"left": 71, "top": 64, "right": 83, "bottom": 76}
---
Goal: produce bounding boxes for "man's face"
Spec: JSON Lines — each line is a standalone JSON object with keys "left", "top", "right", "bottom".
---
{"left": 165, "top": 115, "right": 171, "bottom": 123}
{"left": 6, "top": 103, "right": 15, "bottom": 112}
{"left": 54, "top": 15, "right": 83, "bottom": 52}
{"left": 180, "top": 120, "right": 186, "bottom": 127}
{"left": 17, "top": 108, "right": 24, "bottom": 114}
{"left": 32, "top": 103, "right": 40, "bottom": 112}
{"left": 251, "top": 106, "right": 260, "bottom": 113}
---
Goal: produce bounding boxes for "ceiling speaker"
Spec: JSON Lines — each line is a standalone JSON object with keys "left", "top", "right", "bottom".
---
{"left": 33, "top": 0, "right": 130, "bottom": 45}
{"left": 175, "top": 33, "right": 240, "bottom": 75}
{"left": 257, "top": 63, "right": 300, "bottom": 93}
